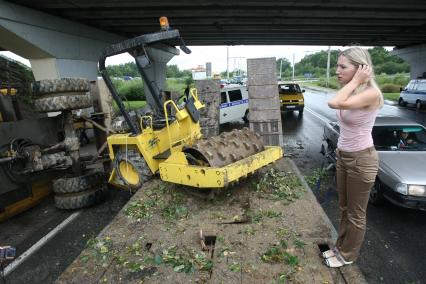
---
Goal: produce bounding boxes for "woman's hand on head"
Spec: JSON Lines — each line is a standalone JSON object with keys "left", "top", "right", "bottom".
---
{"left": 351, "top": 65, "right": 373, "bottom": 85}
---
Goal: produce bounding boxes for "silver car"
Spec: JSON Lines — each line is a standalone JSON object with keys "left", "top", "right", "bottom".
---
{"left": 322, "top": 116, "right": 426, "bottom": 210}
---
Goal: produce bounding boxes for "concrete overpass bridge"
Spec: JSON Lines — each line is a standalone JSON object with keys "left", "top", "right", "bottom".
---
{"left": 1, "top": 0, "right": 426, "bottom": 80}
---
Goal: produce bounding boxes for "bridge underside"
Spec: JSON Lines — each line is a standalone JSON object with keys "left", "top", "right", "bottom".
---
{"left": 6, "top": 0, "right": 426, "bottom": 47}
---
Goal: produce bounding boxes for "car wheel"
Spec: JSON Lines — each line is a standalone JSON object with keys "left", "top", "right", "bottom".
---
{"left": 299, "top": 107, "right": 304, "bottom": 114}
{"left": 398, "top": 98, "right": 406, "bottom": 107}
{"left": 416, "top": 100, "right": 422, "bottom": 110}
{"left": 369, "top": 179, "right": 385, "bottom": 205}
{"left": 243, "top": 110, "right": 249, "bottom": 123}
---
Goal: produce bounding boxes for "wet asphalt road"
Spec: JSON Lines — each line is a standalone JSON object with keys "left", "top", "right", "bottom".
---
{"left": 1, "top": 89, "right": 426, "bottom": 283}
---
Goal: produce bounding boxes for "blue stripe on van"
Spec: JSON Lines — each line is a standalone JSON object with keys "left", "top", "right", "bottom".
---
{"left": 220, "top": 99, "right": 249, "bottom": 109}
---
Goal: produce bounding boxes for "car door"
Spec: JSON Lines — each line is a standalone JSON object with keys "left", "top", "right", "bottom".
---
{"left": 220, "top": 91, "right": 231, "bottom": 124}
{"left": 227, "top": 89, "right": 245, "bottom": 122}
{"left": 416, "top": 80, "right": 426, "bottom": 104}
{"left": 408, "top": 80, "right": 418, "bottom": 104}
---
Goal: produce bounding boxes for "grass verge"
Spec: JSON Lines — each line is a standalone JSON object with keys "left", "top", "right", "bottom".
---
{"left": 383, "top": 93, "right": 400, "bottom": 101}
{"left": 113, "top": 100, "right": 146, "bottom": 111}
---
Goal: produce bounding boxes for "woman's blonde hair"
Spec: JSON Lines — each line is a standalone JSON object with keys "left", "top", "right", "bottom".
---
{"left": 339, "top": 47, "right": 384, "bottom": 107}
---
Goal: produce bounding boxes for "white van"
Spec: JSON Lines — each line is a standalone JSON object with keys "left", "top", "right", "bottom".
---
{"left": 219, "top": 84, "right": 249, "bottom": 124}
{"left": 399, "top": 79, "right": 426, "bottom": 109}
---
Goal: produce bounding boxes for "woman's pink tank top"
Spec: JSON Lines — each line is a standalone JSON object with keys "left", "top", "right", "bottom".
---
{"left": 336, "top": 108, "right": 378, "bottom": 152}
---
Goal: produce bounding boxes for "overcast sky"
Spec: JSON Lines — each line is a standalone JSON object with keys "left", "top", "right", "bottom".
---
{"left": 1, "top": 45, "right": 391, "bottom": 74}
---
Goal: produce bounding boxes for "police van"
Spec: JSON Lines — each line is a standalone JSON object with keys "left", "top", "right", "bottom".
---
{"left": 220, "top": 84, "right": 249, "bottom": 124}
{"left": 399, "top": 78, "right": 426, "bottom": 109}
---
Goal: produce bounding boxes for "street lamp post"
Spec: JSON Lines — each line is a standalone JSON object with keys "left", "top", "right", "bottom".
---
{"left": 326, "top": 46, "right": 331, "bottom": 87}
{"left": 226, "top": 46, "right": 229, "bottom": 80}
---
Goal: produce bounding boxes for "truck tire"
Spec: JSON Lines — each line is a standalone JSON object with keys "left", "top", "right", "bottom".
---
{"left": 52, "top": 170, "right": 106, "bottom": 194}
{"left": 416, "top": 100, "right": 422, "bottom": 110}
{"left": 54, "top": 185, "right": 107, "bottom": 210}
{"left": 34, "top": 92, "right": 92, "bottom": 112}
{"left": 32, "top": 78, "right": 90, "bottom": 96}
{"left": 398, "top": 98, "right": 406, "bottom": 107}
{"left": 114, "top": 149, "right": 152, "bottom": 190}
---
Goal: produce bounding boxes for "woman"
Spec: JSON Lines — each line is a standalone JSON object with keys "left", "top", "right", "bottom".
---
{"left": 324, "top": 47, "right": 383, "bottom": 268}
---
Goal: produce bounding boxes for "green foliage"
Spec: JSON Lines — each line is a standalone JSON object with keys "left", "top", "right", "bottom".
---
{"left": 292, "top": 47, "right": 409, "bottom": 79}
{"left": 229, "top": 262, "right": 241, "bottom": 272}
{"left": 124, "top": 185, "right": 189, "bottom": 222}
{"left": 295, "top": 50, "right": 340, "bottom": 78}
{"left": 106, "top": 62, "right": 139, "bottom": 78}
{"left": 255, "top": 168, "right": 305, "bottom": 202}
{"left": 383, "top": 93, "right": 400, "bottom": 101}
{"left": 304, "top": 168, "right": 328, "bottom": 189}
{"left": 381, "top": 83, "right": 401, "bottom": 93}
{"left": 106, "top": 62, "right": 192, "bottom": 79}
{"left": 277, "top": 58, "right": 292, "bottom": 78}
{"left": 113, "top": 78, "right": 145, "bottom": 101}
{"left": 83, "top": 237, "right": 115, "bottom": 266}
{"left": 124, "top": 198, "right": 157, "bottom": 220}
{"left": 166, "top": 64, "right": 180, "bottom": 78}
{"left": 166, "top": 78, "right": 190, "bottom": 96}
{"left": 392, "top": 74, "right": 410, "bottom": 86}
{"left": 316, "top": 77, "right": 339, "bottom": 89}
{"left": 293, "top": 239, "right": 306, "bottom": 249}
{"left": 112, "top": 100, "right": 146, "bottom": 112}
{"left": 154, "top": 246, "right": 213, "bottom": 273}
{"left": 261, "top": 246, "right": 299, "bottom": 266}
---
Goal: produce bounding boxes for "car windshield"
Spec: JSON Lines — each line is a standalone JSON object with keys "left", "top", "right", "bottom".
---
{"left": 372, "top": 125, "right": 426, "bottom": 151}
{"left": 279, "top": 84, "right": 301, "bottom": 94}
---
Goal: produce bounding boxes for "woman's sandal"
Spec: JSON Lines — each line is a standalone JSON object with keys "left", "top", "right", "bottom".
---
{"left": 321, "top": 247, "right": 338, "bottom": 259}
{"left": 324, "top": 252, "right": 353, "bottom": 268}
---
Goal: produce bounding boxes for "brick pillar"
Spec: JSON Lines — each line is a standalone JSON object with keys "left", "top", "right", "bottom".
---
{"left": 195, "top": 79, "right": 220, "bottom": 138}
{"left": 247, "top": 58, "right": 283, "bottom": 147}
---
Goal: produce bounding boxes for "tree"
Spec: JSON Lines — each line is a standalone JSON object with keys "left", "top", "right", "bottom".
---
{"left": 276, "top": 58, "right": 291, "bottom": 78}
{"left": 166, "top": 64, "right": 180, "bottom": 78}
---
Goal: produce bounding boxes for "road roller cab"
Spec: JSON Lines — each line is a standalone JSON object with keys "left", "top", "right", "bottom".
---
{"left": 101, "top": 18, "right": 282, "bottom": 191}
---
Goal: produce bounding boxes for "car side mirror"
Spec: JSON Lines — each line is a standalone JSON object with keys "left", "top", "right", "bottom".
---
{"left": 302, "top": 89, "right": 305, "bottom": 93}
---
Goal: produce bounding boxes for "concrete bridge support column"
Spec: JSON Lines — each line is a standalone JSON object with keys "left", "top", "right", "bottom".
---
{"left": 0, "top": 0, "right": 123, "bottom": 80}
{"left": 392, "top": 44, "right": 426, "bottom": 79}
{"left": 137, "top": 45, "right": 180, "bottom": 115}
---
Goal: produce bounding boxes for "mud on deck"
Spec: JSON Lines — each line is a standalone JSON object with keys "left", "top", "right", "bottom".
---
{"left": 56, "top": 158, "right": 350, "bottom": 284}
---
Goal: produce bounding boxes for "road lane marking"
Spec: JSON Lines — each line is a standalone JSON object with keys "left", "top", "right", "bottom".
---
{"left": 305, "top": 107, "right": 332, "bottom": 124}
{"left": 4, "top": 211, "right": 81, "bottom": 276}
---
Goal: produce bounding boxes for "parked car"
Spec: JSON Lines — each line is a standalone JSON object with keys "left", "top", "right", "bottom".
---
{"left": 278, "top": 82, "right": 305, "bottom": 114}
{"left": 220, "top": 84, "right": 249, "bottom": 124}
{"left": 399, "top": 78, "right": 426, "bottom": 109}
{"left": 322, "top": 116, "right": 426, "bottom": 210}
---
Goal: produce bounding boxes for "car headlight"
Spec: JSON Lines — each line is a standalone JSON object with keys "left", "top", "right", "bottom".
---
{"left": 408, "top": 185, "right": 426, "bottom": 196}
{"left": 298, "top": 99, "right": 304, "bottom": 102}
{"left": 395, "top": 183, "right": 407, "bottom": 195}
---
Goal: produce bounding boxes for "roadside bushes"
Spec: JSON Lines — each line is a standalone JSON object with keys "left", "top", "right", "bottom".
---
{"left": 112, "top": 78, "right": 145, "bottom": 101}
{"left": 111, "top": 77, "right": 194, "bottom": 101}
{"left": 316, "top": 78, "right": 339, "bottom": 89}
{"left": 380, "top": 83, "right": 401, "bottom": 93}
{"left": 375, "top": 73, "right": 410, "bottom": 92}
